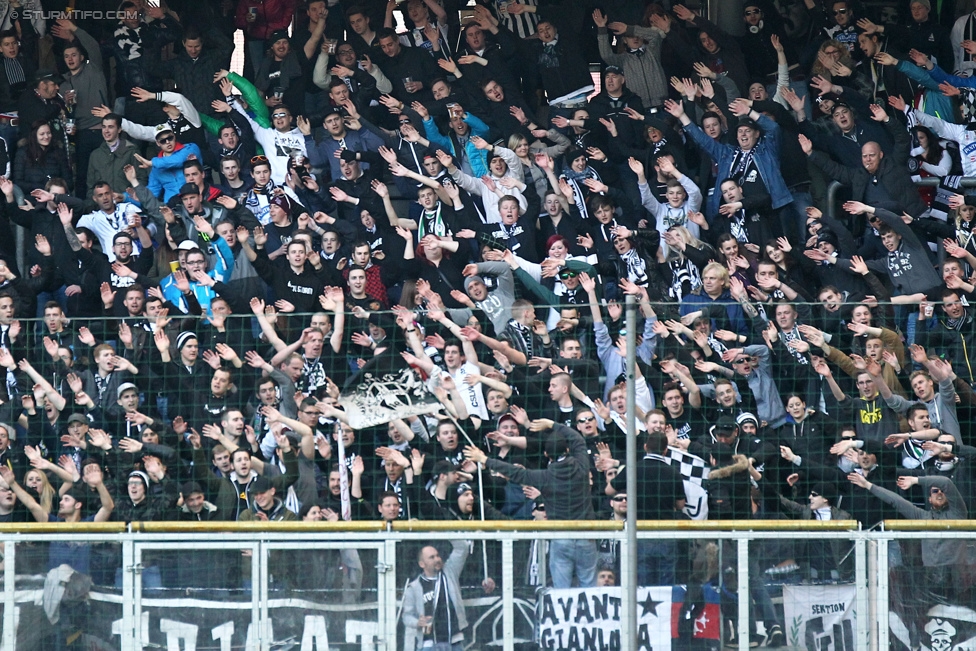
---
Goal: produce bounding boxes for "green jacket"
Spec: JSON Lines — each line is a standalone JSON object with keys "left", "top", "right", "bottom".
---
{"left": 193, "top": 446, "right": 300, "bottom": 520}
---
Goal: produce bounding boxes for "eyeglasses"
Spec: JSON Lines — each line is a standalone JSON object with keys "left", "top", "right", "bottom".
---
{"left": 251, "top": 155, "right": 268, "bottom": 164}
{"left": 156, "top": 135, "right": 175, "bottom": 144}
{"left": 337, "top": 48, "right": 355, "bottom": 55}
{"left": 611, "top": 496, "right": 627, "bottom": 502}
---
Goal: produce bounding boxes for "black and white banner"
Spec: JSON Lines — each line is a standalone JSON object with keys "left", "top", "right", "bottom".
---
{"left": 340, "top": 356, "right": 440, "bottom": 429}
{"left": 536, "top": 587, "right": 672, "bottom": 651}
{"left": 782, "top": 584, "right": 857, "bottom": 650}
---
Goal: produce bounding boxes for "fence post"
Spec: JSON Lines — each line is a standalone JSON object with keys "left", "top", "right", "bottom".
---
{"left": 3, "top": 540, "right": 15, "bottom": 650}
{"left": 737, "top": 538, "right": 749, "bottom": 650}
{"left": 855, "top": 536, "right": 868, "bottom": 651}
{"left": 122, "top": 536, "right": 136, "bottom": 650}
{"left": 502, "top": 538, "right": 514, "bottom": 651}
{"left": 876, "top": 537, "right": 889, "bottom": 651}
{"left": 381, "top": 539, "right": 398, "bottom": 651}
{"left": 257, "top": 540, "right": 269, "bottom": 651}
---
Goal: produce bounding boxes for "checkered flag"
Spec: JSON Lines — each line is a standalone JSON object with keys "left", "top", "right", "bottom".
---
{"left": 667, "top": 447, "right": 710, "bottom": 520}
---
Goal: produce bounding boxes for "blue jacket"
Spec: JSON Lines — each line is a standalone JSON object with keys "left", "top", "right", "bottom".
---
{"left": 423, "top": 112, "right": 491, "bottom": 178}
{"left": 159, "top": 236, "right": 235, "bottom": 315}
{"left": 898, "top": 62, "right": 955, "bottom": 122}
{"left": 680, "top": 289, "right": 748, "bottom": 336}
{"left": 685, "top": 113, "right": 793, "bottom": 218}
{"left": 304, "top": 128, "right": 387, "bottom": 181}
{"left": 148, "top": 142, "right": 203, "bottom": 201}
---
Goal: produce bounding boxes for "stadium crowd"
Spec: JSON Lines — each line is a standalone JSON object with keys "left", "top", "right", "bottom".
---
{"left": 2, "top": 0, "right": 976, "bottom": 643}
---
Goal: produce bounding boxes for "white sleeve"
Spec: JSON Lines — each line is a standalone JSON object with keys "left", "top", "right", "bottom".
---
{"left": 313, "top": 51, "right": 332, "bottom": 90}
{"left": 679, "top": 175, "right": 703, "bottom": 213}
{"left": 158, "top": 91, "right": 201, "bottom": 128}
{"left": 120, "top": 119, "right": 158, "bottom": 143}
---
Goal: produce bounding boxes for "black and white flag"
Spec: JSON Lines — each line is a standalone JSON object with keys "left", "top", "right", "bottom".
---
{"left": 340, "top": 354, "right": 441, "bottom": 429}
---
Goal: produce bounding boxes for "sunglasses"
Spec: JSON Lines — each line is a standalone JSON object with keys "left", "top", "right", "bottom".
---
{"left": 156, "top": 135, "right": 175, "bottom": 144}
{"left": 535, "top": 504, "right": 545, "bottom": 511}
{"left": 930, "top": 487, "right": 944, "bottom": 495}
{"left": 577, "top": 416, "right": 595, "bottom": 423}
{"left": 611, "top": 496, "right": 627, "bottom": 502}
{"left": 833, "top": 8, "right": 848, "bottom": 14}
{"left": 733, "top": 358, "right": 750, "bottom": 364}
{"left": 272, "top": 112, "right": 289, "bottom": 119}
{"left": 744, "top": 9, "right": 761, "bottom": 15}
{"left": 809, "top": 491, "right": 820, "bottom": 498}
{"left": 251, "top": 155, "right": 268, "bottom": 164}
{"left": 558, "top": 270, "right": 579, "bottom": 279}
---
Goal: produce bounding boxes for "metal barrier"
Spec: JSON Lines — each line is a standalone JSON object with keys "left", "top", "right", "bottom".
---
{"left": 0, "top": 521, "right": 976, "bottom": 651}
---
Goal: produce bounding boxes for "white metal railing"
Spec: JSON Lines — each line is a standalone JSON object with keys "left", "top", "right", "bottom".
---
{"left": 0, "top": 524, "right": 971, "bottom": 651}
{"left": 0, "top": 521, "right": 976, "bottom": 651}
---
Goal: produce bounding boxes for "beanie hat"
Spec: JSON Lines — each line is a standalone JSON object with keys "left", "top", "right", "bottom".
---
{"left": 176, "top": 331, "right": 197, "bottom": 351}
{"left": 128, "top": 471, "right": 150, "bottom": 493}
{"left": 269, "top": 193, "right": 292, "bottom": 213}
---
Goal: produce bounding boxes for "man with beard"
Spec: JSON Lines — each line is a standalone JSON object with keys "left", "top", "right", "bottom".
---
{"left": 849, "top": 471, "right": 968, "bottom": 598}
{"left": 320, "top": 465, "right": 373, "bottom": 519}
{"left": 189, "top": 427, "right": 298, "bottom": 520}
{"left": 904, "top": 432, "right": 976, "bottom": 511}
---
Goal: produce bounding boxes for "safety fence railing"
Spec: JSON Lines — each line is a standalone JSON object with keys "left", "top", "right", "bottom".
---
{"left": 0, "top": 520, "right": 971, "bottom": 651}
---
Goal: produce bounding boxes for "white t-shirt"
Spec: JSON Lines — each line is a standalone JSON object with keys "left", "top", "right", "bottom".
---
{"left": 443, "top": 362, "right": 487, "bottom": 420}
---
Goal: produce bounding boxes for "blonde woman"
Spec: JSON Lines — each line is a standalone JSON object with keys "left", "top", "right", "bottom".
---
{"left": 679, "top": 261, "right": 749, "bottom": 335}
{"left": 809, "top": 39, "right": 871, "bottom": 99}
{"left": 506, "top": 129, "right": 571, "bottom": 204}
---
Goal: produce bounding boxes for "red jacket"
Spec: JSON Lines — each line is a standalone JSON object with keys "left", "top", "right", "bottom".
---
{"left": 235, "top": 0, "right": 297, "bottom": 40}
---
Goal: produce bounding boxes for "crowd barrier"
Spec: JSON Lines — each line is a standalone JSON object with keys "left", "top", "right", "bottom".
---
{"left": 0, "top": 521, "right": 969, "bottom": 651}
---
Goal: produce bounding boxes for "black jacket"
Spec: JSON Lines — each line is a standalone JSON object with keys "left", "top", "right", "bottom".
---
{"left": 150, "top": 42, "right": 234, "bottom": 117}
{"left": 808, "top": 119, "right": 926, "bottom": 218}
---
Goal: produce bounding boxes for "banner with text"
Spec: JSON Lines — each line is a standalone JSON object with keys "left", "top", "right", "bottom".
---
{"left": 536, "top": 586, "right": 673, "bottom": 651}
{"left": 783, "top": 584, "right": 857, "bottom": 651}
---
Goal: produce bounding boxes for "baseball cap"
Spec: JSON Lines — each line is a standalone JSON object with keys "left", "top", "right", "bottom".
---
{"left": 66, "top": 413, "right": 88, "bottom": 425}
{"left": 117, "top": 382, "right": 138, "bottom": 399}
{"left": 248, "top": 476, "right": 274, "bottom": 494}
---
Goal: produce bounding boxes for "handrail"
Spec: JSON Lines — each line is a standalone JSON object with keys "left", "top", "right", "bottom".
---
{"left": 882, "top": 519, "right": 976, "bottom": 531}
{"left": 0, "top": 522, "right": 127, "bottom": 533}
{"left": 132, "top": 520, "right": 388, "bottom": 533}
{"left": 0, "top": 519, "right": 881, "bottom": 534}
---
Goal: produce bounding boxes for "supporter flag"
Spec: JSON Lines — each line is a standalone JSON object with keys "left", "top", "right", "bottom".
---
{"left": 670, "top": 584, "right": 721, "bottom": 641}
{"left": 782, "top": 584, "right": 856, "bottom": 650}
{"left": 339, "top": 351, "right": 441, "bottom": 429}
{"left": 666, "top": 447, "right": 710, "bottom": 521}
